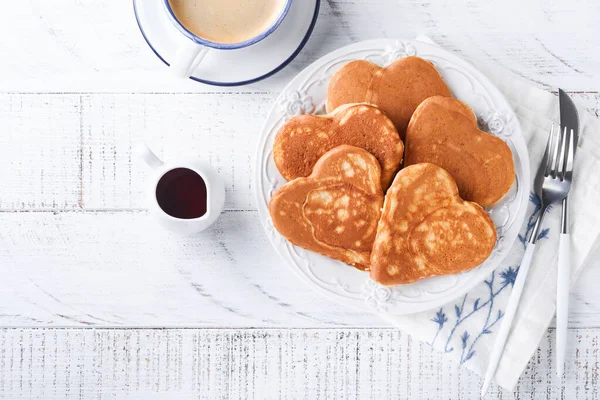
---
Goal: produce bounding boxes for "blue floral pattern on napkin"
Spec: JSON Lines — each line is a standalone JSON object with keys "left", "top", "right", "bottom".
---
{"left": 427, "top": 192, "right": 548, "bottom": 364}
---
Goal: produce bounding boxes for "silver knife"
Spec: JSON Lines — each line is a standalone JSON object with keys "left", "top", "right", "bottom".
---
{"left": 559, "top": 88, "right": 579, "bottom": 158}
{"left": 556, "top": 89, "right": 579, "bottom": 376}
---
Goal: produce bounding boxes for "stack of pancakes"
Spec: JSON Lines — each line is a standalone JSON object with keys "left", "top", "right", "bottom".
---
{"left": 269, "top": 56, "right": 515, "bottom": 286}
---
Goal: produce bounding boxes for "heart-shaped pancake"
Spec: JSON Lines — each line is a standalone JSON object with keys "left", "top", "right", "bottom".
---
{"left": 405, "top": 96, "right": 515, "bottom": 206}
{"left": 370, "top": 163, "right": 496, "bottom": 285}
{"left": 270, "top": 145, "right": 384, "bottom": 270}
{"left": 326, "top": 56, "right": 452, "bottom": 138}
{"left": 273, "top": 103, "right": 403, "bottom": 189}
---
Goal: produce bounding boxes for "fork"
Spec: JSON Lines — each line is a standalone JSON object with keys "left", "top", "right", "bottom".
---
{"left": 481, "top": 124, "right": 575, "bottom": 396}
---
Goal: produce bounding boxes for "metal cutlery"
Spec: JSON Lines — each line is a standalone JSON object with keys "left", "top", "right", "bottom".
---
{"left": 557, "top": 89, "right": 580, "bottom": 376}
{"left": 481, "top": 122, "right": 576, "bottom": 396}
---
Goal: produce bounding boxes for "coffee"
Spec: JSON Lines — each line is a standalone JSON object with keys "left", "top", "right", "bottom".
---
{"left": 167, "top": 0, "right": 286, "bottom": 44}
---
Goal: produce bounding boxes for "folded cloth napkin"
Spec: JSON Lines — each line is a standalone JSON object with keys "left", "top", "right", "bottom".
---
{"left": 378, "top": 36, "right": 600, "bottom": 391}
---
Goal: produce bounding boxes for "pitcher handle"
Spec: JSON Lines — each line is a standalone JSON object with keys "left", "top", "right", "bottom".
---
{"left": 136, "top": 144, "right": 163, "bottom": 169}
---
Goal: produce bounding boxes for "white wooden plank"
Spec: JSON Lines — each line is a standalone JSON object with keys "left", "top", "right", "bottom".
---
{"left": 0, "top": 92, "right": 279, "bottom": 211}
{"left": 0, "top": 210, "right": 382, "bottom": 327}
{"left": 81, "top": 92, "right": 277, "bottom": 211}
{"left": 1, "top": 92, "right": 599, "bottom": 212}
{"left": 0, "top": 1, "right": 598, "bottom": 93}
{"left": 0, "top": 210, "right": 598, "bottom": 328}
{"left": 0, "top": 94, "right": 81, "bottom": 210}
{"left": 0, "top": 328, "right": 597, "bottom": 399}
{"left": 0, "top": 90, "right": 599, "bottom": 328}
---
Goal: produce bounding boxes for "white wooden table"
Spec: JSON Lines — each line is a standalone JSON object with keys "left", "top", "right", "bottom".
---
{"left": 1, "top": 1, "right": 599, "bottom": 398}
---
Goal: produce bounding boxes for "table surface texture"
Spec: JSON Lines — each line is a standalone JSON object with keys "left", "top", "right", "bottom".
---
{"left": 1, "top": 0, "right": 599, "bottom": 399}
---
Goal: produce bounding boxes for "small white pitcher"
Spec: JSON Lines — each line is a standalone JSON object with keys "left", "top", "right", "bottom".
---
{"left": 137, "top": 144, "right": 225, "bottom": 235}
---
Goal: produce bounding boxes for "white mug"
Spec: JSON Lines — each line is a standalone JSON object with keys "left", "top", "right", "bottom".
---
{"left": 162, "top": 0, "right": 293, "bottom": 78}
{"left": 138, "top": 144, "right": 225, "bottom": 235}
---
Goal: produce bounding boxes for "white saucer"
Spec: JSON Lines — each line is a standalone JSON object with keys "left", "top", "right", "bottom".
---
{"left": 133, "top": 0, "right": 320, "bottom": 86}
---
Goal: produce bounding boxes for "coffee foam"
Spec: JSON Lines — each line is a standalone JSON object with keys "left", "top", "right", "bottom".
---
{"left": 168, "top": 0, "right": 286, "bottom": 44}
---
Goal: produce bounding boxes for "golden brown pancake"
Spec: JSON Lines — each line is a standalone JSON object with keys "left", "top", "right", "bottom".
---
{"left": 273, "top": 103, "right": 403, "bottom": 189}
{"left": 405, "top": 96, "right": 515, "bottom": 207}
{"left": 269, "top": 145, "right": 384, "bottom": 270}
{"left": 326, "top": 56, "right": 452, "bottom": 138}
{"left": 370, "top": 163, "right": 496, "bottom": 285}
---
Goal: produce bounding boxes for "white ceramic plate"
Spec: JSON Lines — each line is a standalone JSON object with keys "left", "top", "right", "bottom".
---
{"left": 133, "top": 0, "right": 320, "bottom": 86}
{"left": 254, "top": 39, "right": 530, "bottom": 315}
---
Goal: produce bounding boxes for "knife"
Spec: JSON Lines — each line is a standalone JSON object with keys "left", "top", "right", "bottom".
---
{"left": 556, "top": 89, "right": 579, "bottom": 376}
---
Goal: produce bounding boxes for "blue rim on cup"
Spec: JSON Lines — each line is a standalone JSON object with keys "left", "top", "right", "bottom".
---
{"left": 162, "top": 0, "right": 294, "bottom": 50}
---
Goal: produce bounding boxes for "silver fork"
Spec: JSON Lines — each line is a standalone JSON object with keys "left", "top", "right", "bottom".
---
{"left": 481, "top": 124, "right": 575, "bottom": 396}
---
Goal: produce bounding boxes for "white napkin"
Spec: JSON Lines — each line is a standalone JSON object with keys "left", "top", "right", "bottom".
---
{"left": 378, "top": 36, "right": 600, "bottom": 391}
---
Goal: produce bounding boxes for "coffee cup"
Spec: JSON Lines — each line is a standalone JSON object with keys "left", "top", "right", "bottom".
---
{"left": 137, "top": 144, "right": 225, "bottom": 235}
{"left": 163, "top": 0, "right": 293, "bottom": 78}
